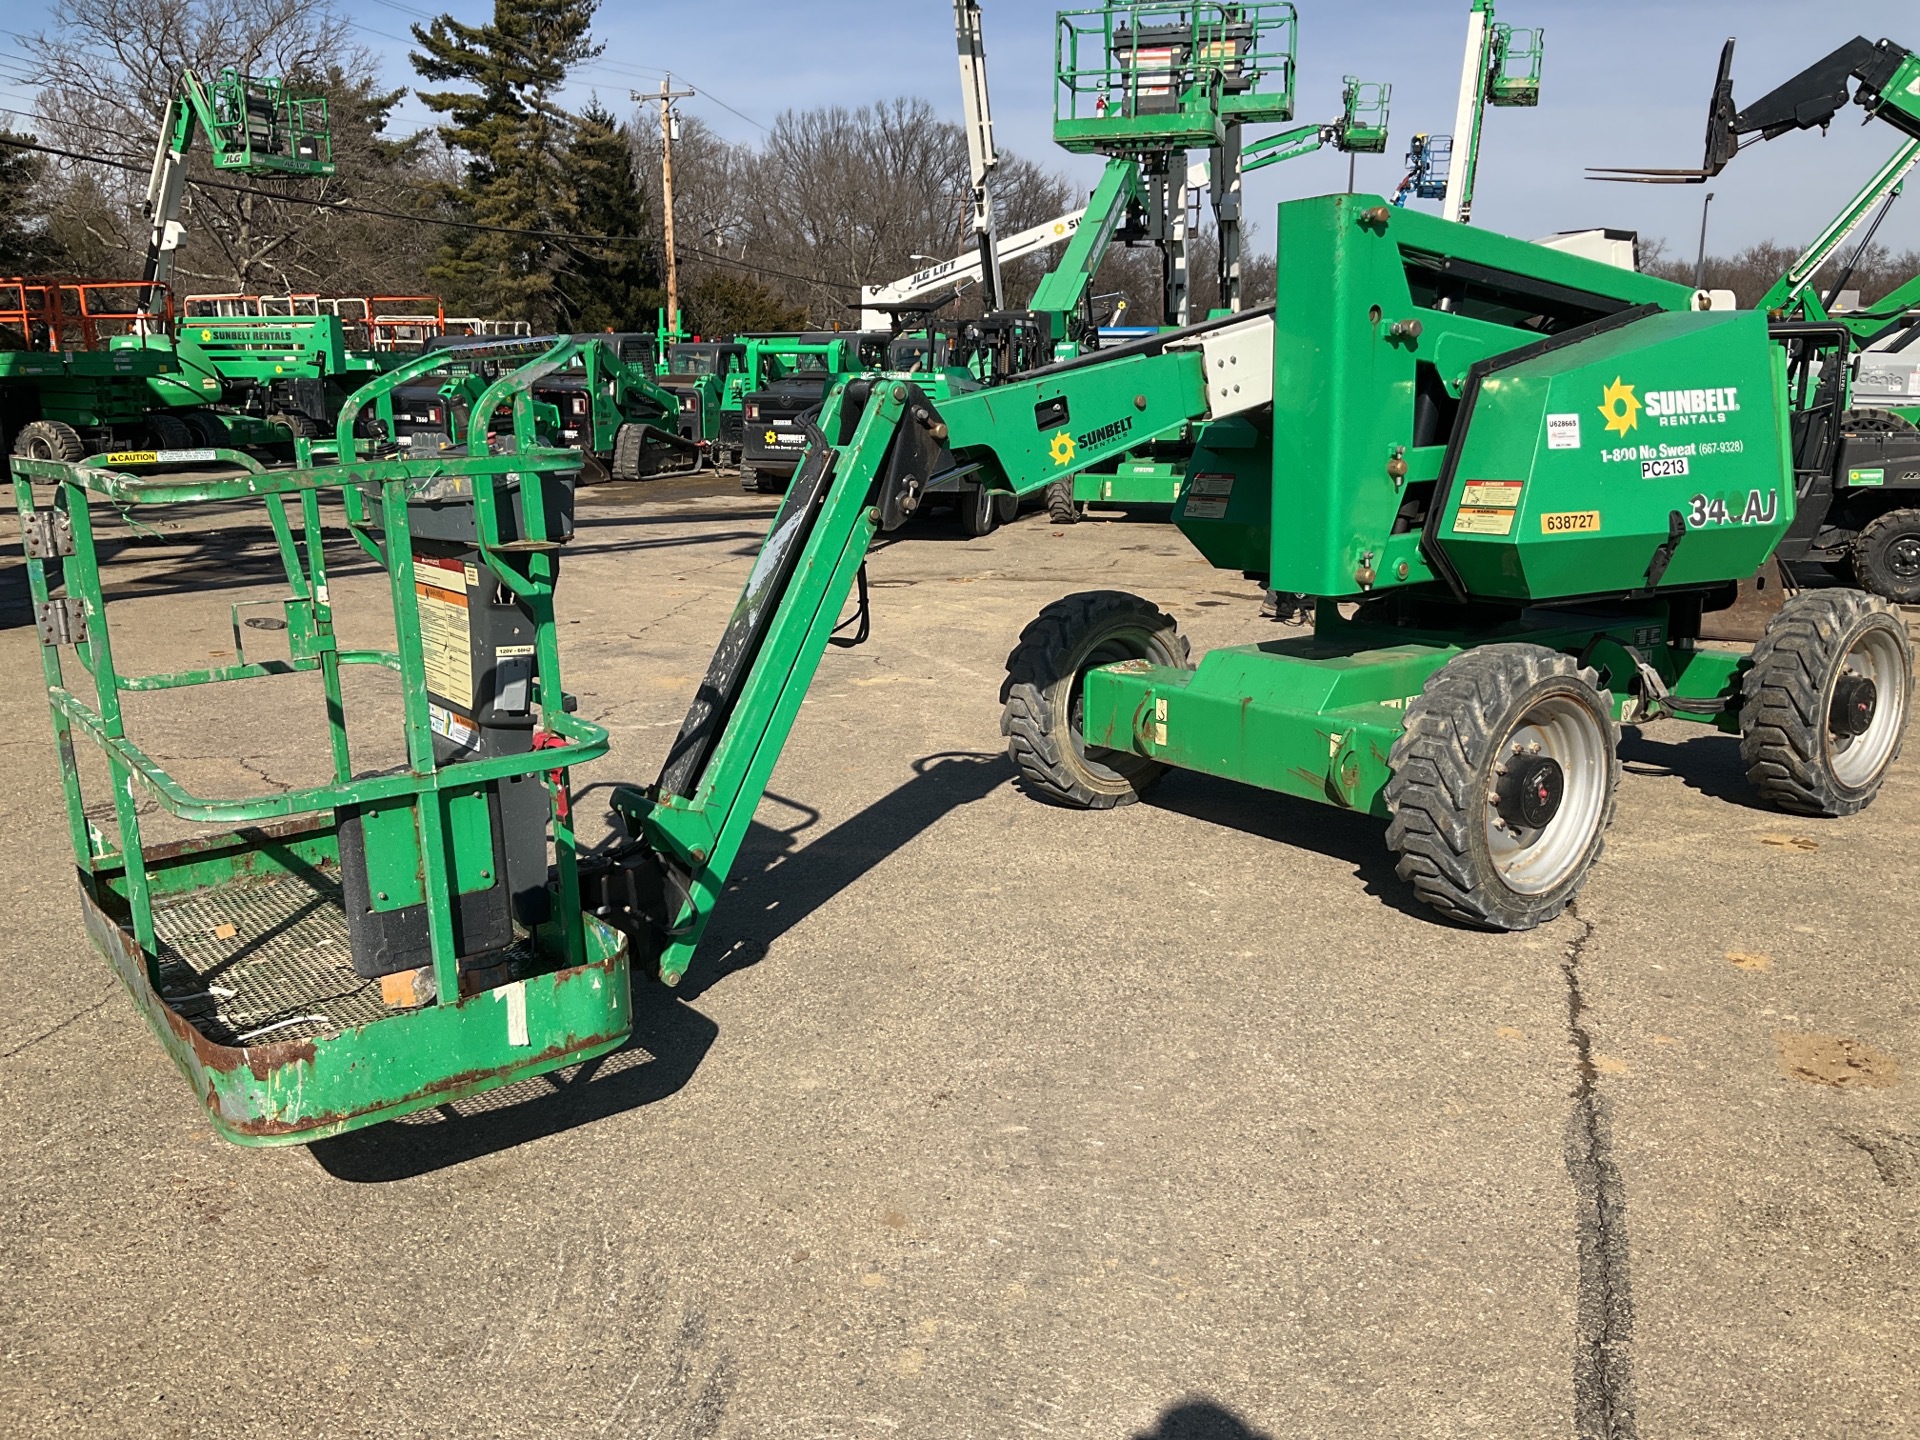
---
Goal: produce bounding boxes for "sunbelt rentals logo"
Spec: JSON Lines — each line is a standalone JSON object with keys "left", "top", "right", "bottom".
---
{"left": 1600, "top": 375, "right": 1740, "bottom": 435}
{"left": 1599, "top": 377, "right": 1642, "bottom": 436}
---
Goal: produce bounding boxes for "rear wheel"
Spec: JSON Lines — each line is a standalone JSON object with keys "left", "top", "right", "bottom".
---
{"left": 1046, "top": 478, "right": 1080, "bottom": 525}
{"left": 147, "top": 412, "right": 193, "bottom": 449}
{"left": 1385, "top": 644, "right": 1618, "bottom": 931}
{"left": 1852, "top": 508, "right": 1920, "bottom": 604}
{"left": 1842, "top": 408, "right": 1920, "bottom": 437}
{"left": 1001, "top": 590, "right": 1191, "bottom": 809}
{"left": 180, "top": 409, "right": 230, "bottom": 446}
{"left": 958, "top": 482, "right": 1000, "bottom": 537}
{"left": 1740, "top": 589, "right": 1913, "bottom": 816}
{"left": 11, "top": 419, "right": 85, "bottom": 461}
{"left": 270, "top": 411, "right": 320, "bottom": 441}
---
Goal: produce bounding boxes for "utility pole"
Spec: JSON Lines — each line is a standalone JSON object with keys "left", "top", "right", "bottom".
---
{"left": 633, "top": 74, "right": 697, "bottom": 340}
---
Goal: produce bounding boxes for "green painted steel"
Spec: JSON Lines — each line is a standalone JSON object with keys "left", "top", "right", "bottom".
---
{"left": 1073, "top": 456, "right": 1187, "bottom": 505}
{"left": 1174, "top": 193, "right": 1701, "bottom": 600}
{"left": 17, "top": 346, "right": 628, "bottom": 1144}
{"left": 1054, "top": 2, "right": 1297, "bottom": 154}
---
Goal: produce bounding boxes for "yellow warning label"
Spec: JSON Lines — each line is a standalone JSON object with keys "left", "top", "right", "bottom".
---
{"left": 103, "top": 451, "right": 158, "bottom": 466}
{"left": 1541, "top": 510, "right": 1602, "bottom": 534}
{"left": 1452, "top": 506, "right": 1516, "bottom": 536}
{"left": 413, "top": 559, "right": 472, "bottom": 701}
{"left": 1461, "top": 480, "right": 1523, "bottom": 509}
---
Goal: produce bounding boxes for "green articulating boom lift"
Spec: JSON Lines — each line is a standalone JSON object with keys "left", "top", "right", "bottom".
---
{"left": 23, "top": 41, "right": 1919, "bottom": 1147}
{"left": 1591, "top": 34, "right": 1920, "bottom": 601}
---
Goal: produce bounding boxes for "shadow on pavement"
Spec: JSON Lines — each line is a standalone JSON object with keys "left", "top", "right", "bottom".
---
{"left": 1131, "top": 1398, "right": 1275, "bottom": 1440}
{"left": 675, "top": 750, "right": 1014, "bottom": 999}
{"left": 1616, "top": 722, "right": 1764, "bottom": 808}
{"left": 306, "top": 990, "right": 718, "bottom": 1183}
{"left": 306, "top": 751, "right": 1010, "bottom": 1180}
{"left": 1144, "top": 768, "right": 1434, "bottom": 921}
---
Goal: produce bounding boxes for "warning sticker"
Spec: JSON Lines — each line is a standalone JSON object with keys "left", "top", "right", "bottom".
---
{"left": 1461, "top": 480, "right": 1523, "bottom": 509}
{"left": 428, "top": 702, "right": 480, "bottom": 750}
{"left": 1541, "top": 510, "right": 1602, "bottom": 534}
{"left": 1547, "top": 413, "right": 1582, "bottom": 450}
{"left": 414, "top": 557, "right": 473, "bottom": 702}
{"left": 1183, "top": 471, "right": 1235, "bottom": 520}
{"left": 1453, "top": 506, "right": 1516, "bottom": 536}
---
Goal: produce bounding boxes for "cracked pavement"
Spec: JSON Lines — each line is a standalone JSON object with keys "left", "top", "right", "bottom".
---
{"left": 0, "top": 475, "right": 1914, "bottom": 1438}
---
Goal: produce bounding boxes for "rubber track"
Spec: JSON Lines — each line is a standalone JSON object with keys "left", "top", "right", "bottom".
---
{"left": 1739, "top": 588, "right": 1909, "bottom": 816}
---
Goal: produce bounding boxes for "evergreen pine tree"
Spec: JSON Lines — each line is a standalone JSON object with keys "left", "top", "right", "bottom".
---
{"left": 410, "top": 0, "right": 601, "bottom": 323}
{"left": 0, "top": 133, "right": 66, "bottom": 277}
{"left": 555, "top": 101, "right": 659, "bottom": 333}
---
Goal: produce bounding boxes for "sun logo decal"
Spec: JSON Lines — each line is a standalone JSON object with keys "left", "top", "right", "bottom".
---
{"left": 1599, "top": 377, "right": 1642, "bottom": 436}
{"left": 1049, "top": 430, "right": 1077, "bottom": 466}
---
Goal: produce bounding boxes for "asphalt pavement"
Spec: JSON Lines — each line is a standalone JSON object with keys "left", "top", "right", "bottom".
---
{"left": 0, "top": 473, "right": 1913, "bottom": 1438}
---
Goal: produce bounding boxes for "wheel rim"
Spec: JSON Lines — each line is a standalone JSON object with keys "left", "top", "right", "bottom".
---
{"left": 1068, "top": 631, "right": 1158, "bottom": 771}
{"left": 1483, "top": 690, "right": 1610, "bottom": 896}
{"left": 1886, "top": 533, "right": 1920, "bottom": 584}
{"left": 1827, "top": 624, "right": 1908, "bottom": 789}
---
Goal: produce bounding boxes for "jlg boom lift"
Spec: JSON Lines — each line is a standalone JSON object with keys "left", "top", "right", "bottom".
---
{"left": 19, "top": 26, "right": 1915, "bottom": 1145}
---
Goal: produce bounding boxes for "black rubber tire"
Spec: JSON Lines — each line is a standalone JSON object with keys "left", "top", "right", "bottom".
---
{"left": 1046, "top": 478, "right": 1079, "bottom": 525}
{"left": 1001, "top": 590, "right": 1192, "bottom": 809}
{"left": 270, "top": 411, "right": 321, "bottom": 441}
{"left": 1740, "top": 589, "right": 1913, "bottom": 817}
{"left": 1384, "top": 644, "right": 1618, "bottom": 931}
{"left": 147, "top": 411, "right": 194, "bottom": 449}
{"left": 1842, "top": 408, "right": 1920, "bottom": 437}
{"left": 180, "top": 409, "right": 230, "bottom": 446}
{"left": 993, "top": 489, "right": 1019, "bottom": 526}
{"left": 11, "top": 419, "right": 85, "bottom": 461}
{"left": 1851, "top": 508, "right": 1920, "bottom": 604}
{"left": 958, "top": 482, "right": 999, "bottom": 537}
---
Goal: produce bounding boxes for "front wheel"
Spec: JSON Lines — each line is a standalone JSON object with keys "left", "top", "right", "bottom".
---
{"left": 1741, "top": 589, "right": 1913, "bottom": 817}
{"left": 1046, "top": 478, "right": 1080, "bottom": 525}
{"left": 1385, "top": 644, "right": 1618, "bottom": 931}
{"left": 1001, "top": 590, "right": 1192, "bottom": 809}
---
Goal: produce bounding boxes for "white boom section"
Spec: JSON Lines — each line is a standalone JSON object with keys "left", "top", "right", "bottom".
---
{"left": 954, "top": 0, "right": 1004, "bottom": 310}
{"left": 1442, "top": 5, "right": 1489, "bottom": 223}
{"left": 858, "top": 211, "right": 1085, "bottom": 330}
{"left": 143, "top": 96, "right": 192, "bottom": 290}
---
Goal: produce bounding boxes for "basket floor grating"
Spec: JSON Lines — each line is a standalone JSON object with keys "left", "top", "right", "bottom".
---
{"left": 151, "top": 869, "right": 386, "bottom": 1046}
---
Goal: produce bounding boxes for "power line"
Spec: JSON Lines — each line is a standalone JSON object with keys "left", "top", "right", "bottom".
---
{"left": 0, "top": 130, "right": 852, "bottom": 291}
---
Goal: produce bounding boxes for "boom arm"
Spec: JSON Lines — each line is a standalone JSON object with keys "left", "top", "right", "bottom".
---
{"left": 1027, "top": 157, "right": 1147, "bottom": 342}
{"left": 954, "top": 0, "right": 1004, "bottom": 311}
{"left": 857, "top": 210, "right": 1086, "bottom": 329}
{"left": 590, "top": 311, "right": 1272, "bottom": 981}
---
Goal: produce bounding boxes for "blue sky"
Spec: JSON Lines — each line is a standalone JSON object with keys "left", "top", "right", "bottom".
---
{"left": 6, "top": 1, "right": 1920, "bottom": 260}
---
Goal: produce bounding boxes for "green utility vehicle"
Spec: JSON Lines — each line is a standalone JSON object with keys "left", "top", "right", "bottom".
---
{"left": 656, "top": 337, "right": 750, "bottom": 464}
{"left": 2, "top": 281, "right": 286, "bottom": 458}
{"left": 388, "top": 333, "right": 697, "bottom": 481}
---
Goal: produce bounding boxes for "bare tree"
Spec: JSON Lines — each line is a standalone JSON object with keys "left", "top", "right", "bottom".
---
{"left": 25, "top": 0, "right": 441, "bottom": 296}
